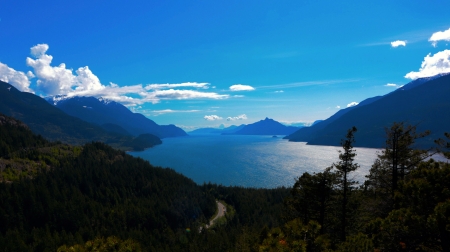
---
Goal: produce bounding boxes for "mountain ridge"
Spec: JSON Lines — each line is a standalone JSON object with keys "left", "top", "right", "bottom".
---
{"left": 46, "top": 96, "right": 187, "bottom": 138}
{"left": 0, "top": 81, "right": 161, "bottom": 150}
{"left": 285, "top": 73, "right": 450, "bottom": 148}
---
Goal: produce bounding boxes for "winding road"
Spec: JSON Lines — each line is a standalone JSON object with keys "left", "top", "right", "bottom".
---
{"left": 206, "top": 200, "right": 226, "bottom": 228}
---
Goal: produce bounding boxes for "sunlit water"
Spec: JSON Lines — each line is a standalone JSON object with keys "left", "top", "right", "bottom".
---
{"left": 129, "top": 135, "right": 380, "bottom": 188}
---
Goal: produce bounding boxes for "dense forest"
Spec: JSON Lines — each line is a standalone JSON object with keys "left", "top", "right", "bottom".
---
{"left": 1, "top": 113, "right": 449, "bottom": 251}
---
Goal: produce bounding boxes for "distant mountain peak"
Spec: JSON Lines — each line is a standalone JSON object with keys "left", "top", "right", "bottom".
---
{"left": 48, "top": 95, "right": 69, "bottom": 105}
{"left": 98, "top": 97, "right": 113, "bottom": 105}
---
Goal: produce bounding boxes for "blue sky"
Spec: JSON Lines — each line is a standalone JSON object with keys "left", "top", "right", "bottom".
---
{"left": 1, "top": 1, "right": 450, "bottom": 130}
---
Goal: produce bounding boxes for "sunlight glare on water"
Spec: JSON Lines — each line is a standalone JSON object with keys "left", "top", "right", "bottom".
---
{"left": 129, "top": 135, "right": 380, "bottom": 188}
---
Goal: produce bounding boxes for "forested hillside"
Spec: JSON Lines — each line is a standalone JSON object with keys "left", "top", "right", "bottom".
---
{"left": 0, "top": 114, "right": 289, "bottom": 251}
{"left": 0, "top": 82, "right": 161, "bottom": 151}
{"left": 1, "top": 113, "right": 449, "bottom": 251}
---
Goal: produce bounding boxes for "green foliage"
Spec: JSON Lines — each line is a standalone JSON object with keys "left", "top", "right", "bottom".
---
{"left": 284, "top": 167, "right": 337, "bottom": 235}
{"left": 0, "top": 117, "right": 290, "bottom": 251}
{"left": 57, "top": 236, "right": 142, "bottom": 252}
{"left": 259, "top": 219, "right": 330, "bottom": 252}
{"left": 367, "top": 160, "right": 450, "bottom": 251}
{"left": 333, "top": 126, "right": 359, "bottom": 241}
{"left": 3, "top": 114, "right": 450, "bottom": 251}
{"left": 279, "top": 124, "right": 450, "bottom": 251}
{"left": 334, "top": 233, "right": 373, "bottom": 252}
{"left": 365, "top": 122, "right": 434, "bottom": 216}
{"left": 123, "top": 133, "right": 162, "bottom": 151}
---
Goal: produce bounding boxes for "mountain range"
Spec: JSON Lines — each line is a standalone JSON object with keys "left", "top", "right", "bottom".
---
{"left": 285, "top": 73, "right": 450, "bottom": 148}
{"left": 47, "top": 96, "right": 187, "bottom": 138}
{"left": 189, "top": 124, "right": 245, "bottom": 134}
{"left": 190, "top": 118, "right": 300, "bottom": 136}
{"left": 0, "top": 81, "right": 161, "bottom": 150}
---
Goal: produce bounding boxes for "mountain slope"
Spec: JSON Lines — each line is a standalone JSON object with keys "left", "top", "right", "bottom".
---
{"left": 48, "top": 96, "right": 187, "bottom": 138}
{"left": 228, "top": 118, "right": 299, "bottom": 135}
{"left": 285, "top": 74, "right": 450, "bottom": 148}
{"left": 0, "top": 81, "right": 160, "bottom": 150}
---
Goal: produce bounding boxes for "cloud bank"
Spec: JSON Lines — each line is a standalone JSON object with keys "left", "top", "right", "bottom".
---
{"left": 229, "top": 84, "right": 255, "bottom": 91}
{"left": 0, "top": 62, "right": 33, "bottom": 92}
{"left": 429, "top": 28, "right": 450, "bottom": 47}
{"left": 390, "top": 40, "right": 407, "bottom": 47}
{"left": 404, "top": 50, "right": 450, "bottom": 79}
{"left": 0, "top": 44, "right": 229, "bottom": 106}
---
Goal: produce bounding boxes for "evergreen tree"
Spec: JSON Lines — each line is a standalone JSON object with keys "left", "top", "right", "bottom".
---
{"left": 365, "top": 122, "right": 433, "bottom": 211}
{"left": 284, "top": 167, "right": 337, "bottom": 234}
{"left": 333, "top": 126, "right": 358, "bottom": 241}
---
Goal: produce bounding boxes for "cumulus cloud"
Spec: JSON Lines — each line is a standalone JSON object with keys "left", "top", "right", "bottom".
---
{"left": 404, "top": 50, "right": 450, "bottom": 79}
{"left": 336, "top": 105, "right": 341, "bottom": 109}
{"left": 227, "top": 114, "right": 247, "bottom": 121}
{"left": 26, "top": 44, "right": 84, "bottom": 95}
{"left": 204, "top": 115, "right": 223, "bottom": 121}
{"left": 229, "top": 84, "right": 255, "bottom": 91}
{"left": 390, "top": 40, "right": 407, "bottom": 48}
{"left": 275, "top": 90, "right": 284, "bottom": 93}
{"left": 0, "top": 62, "right": 33, "bottom": 92}
{"left": 429, "top": 28, "right": 450, "bottom": 47}
{"left": 23, "top": 44, "right": 229, "bottom": 105}
{"left": 30, "top": 44, "right": 49, "bottom": 57}
{"left": 347, "top": 102, "right": 358, "bottom": 108}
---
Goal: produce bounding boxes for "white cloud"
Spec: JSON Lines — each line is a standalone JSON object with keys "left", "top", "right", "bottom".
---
{"left": 149, "top": 89, "right": 228, "bottom": 101}
{"left": 30, "top": 44, "right": 49, "bottom": 57}
{"left": 390, "top": 40, "right": 407, "bottom": 47}
{"left": 429, "top": 28, "right": 450, "bottom": 47}
{"left": 226, "top": 114, "right": 247, "bottom": 121}
{"left": 150, "top": 109, "right": 200, "bottom": 115}
{"left": 204, "top": 115, "right": 223, "bottom": 121}
{"left": 258, "top": 79, "right": 359, "bottom": 90}
{"left": 275, "top": 90, "right": 284, "bottom": 93}
{"left": 385, "top": 83, "right": 399, "bottom": 87}
{"left": 229, "top": 84, "right": 255, "bottom": 91}
{"left": 145, "top": 82, "right": 210, "bottom": 90}
{"left": 26, "top": 44, "right": 78, "bottom": 95}
{"left": 347, "top": 102, "right": 358, "bottom": 108}
{"left": 233, "top": 95, "right": 245, "bottom": 98}
{"left": 336, "top": 105, "right": 341, "bottom": 109}
{"left": 24, "top": 44, "right": 229, "bottom": 104}
{"left": 26, "top": 71, "right": 35, "bottom": 78}
{"left": 0, "top": 62, "right": 33, "bottom": 92}
{"left": 404, "top": 50, "right": 450, "bottom": 79}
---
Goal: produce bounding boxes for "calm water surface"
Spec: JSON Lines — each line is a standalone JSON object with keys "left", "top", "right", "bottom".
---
{"left": 129, "top": 135, "right": 380, "bottom": 188}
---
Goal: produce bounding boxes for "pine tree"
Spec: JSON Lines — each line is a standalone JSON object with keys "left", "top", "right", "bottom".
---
{"left": 333, "top": 126, "right": 358, "bottom": 241}
{"left": 365, "top": 122, "right": 433, "bottom": 210}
